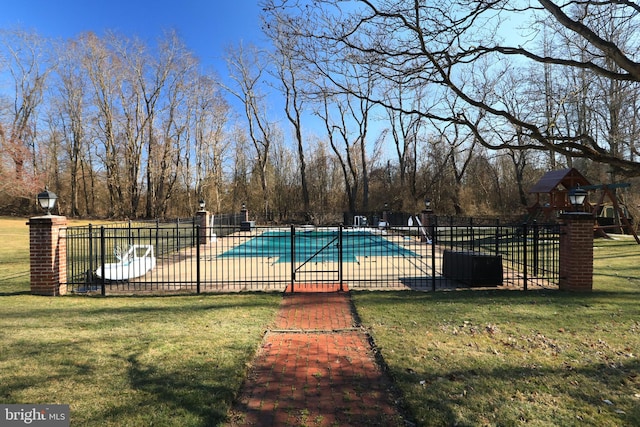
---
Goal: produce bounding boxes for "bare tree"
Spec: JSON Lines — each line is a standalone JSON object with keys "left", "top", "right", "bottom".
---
{"left": 80, "top": 32, "right": 125, "bottom": 217}
{"left": 269, "top": 133, "right": 299, "bottom": 220}
{"left": 141, "top": 33, "right": 200, "bottom": 218}
{"left": 224, "top": 43, "right": 275, "bottom": 217}
{"left": 123, "top": 31, "right": 191, "bottom": 218}
{"left": 149, "top": 57, "right": 192, "bottom": 218}
{"left": 304, "top": 135, "right": 341, "bottom": 220}
{"left": 0, "top": 29, "right": 239, "bottom": 218}
{"left": 315, "top": 82, "right": 375, "bottom": 214}
{"left": 264, "top": 12, "right": 312, "bottom": 218}
{"left": 440, "top": 122, "right": 478, "bottom": 216}
{"left": 0, "top": 29, "right": 51, "bottom": 207}
{"left": 53, "top": 38, "right": 91, "bottom": 216}
{"left": 111, "top": 35, "right": 147, "bottom": 218}
{"left": 229, "top": 124, "right": 251, "bottom": 209}
{"left": 190, "top": 74, "right": 231, "bottom": 214}
{"left": 267, "top": 0, "right": 640, "bottom": 177}
{"left": 383, "top": 79, "right": 428, "bottom": 208}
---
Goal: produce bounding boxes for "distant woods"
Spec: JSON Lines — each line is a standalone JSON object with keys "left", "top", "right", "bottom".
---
{"left": 2, "top": 1, "right": 640, "bottom": 220}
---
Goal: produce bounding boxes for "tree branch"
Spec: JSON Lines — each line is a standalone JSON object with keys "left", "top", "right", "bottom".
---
{"left": 538, "top": 0, "right": 640, "bottom": 80}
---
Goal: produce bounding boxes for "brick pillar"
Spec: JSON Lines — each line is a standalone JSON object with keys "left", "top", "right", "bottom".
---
{"left": 559, "top": 213, "right": 594, "bottom": 291}
{"left": 421, "top": 209, "right": 434, "bottom": 227}
{"left": 28, "top": 215, "right": 68, "bottom": 296}
{"left": 196, "top": 210, "right": 209, "bottom": 245}
{"left": 419, "top": 210, "right": 432, "bottom": 242}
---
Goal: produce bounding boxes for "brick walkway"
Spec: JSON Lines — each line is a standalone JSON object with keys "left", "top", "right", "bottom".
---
{"left": 227, "top": 284, "right": 405, "bottom": 426}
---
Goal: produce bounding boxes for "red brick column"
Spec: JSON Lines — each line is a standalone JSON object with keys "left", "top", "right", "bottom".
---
{"left": 28, "top": 215, "right": 68, "bottom": 296}
{"left": 196, "top": 210, "right": 209, "bottom": 245}
{"left": 559, "top": 213, "right": 594, "bottom": 291}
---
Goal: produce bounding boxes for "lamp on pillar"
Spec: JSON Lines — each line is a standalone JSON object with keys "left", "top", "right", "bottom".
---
{"left": 241, "top": 202, "right": 248, "bottom": 222}
{"left": 195, "top": 199, "right": 209, "bottom": 245}
{"left": 560, "top": 185, "right": 594, "bottom": 292}
{"left": 30, "top": 188, "right": 67, "bottom": 296}
{"left": 37, "top": 187, "right": 58, "bottom": 216}
{"left": 421, "top": 198, "right": 434, "bottom": 241}
{"left": 568, "top": 186, "right": 588, "bottom": 212}
{"left": 424, "top": 198, "right": 432, "bottom": 214}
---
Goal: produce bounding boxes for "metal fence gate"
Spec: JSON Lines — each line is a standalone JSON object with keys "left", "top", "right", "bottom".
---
{"left": 289, "top": 226, "right": 342, "bottom": 291}
{"left": 63, "top": 219, "right": 561, "bottom": 295}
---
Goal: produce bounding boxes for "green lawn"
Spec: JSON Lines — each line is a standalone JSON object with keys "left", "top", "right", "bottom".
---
{"left": 1, "top": 217, "right": 639, "bottom": 426}
{"left": 353, "top": 237, "right": 640, "bottom": 426}
{"left": 0, "top": 218, "right": 282, "bottom": 426}
{"left": 0, "top": 217, "right": 30, "bottom": 295}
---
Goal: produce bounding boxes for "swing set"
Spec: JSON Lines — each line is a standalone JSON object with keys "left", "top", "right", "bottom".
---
{"left": 527, "top": 168, "right": 638, "bottom": 244}
{"left": 583, "top": 182, "right": 639, "bottom": 243}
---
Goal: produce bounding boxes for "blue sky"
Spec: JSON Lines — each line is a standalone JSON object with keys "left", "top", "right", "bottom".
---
{"left": 0, "top": 0, "right": 265, "bottom": 72}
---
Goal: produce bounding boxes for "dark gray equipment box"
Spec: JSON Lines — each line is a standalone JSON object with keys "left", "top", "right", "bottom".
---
{"left": 442, "top": 250, "right": 503, "bottom": 287}
{"left": 240, "top": 221, "right": 255, "bottom": 231}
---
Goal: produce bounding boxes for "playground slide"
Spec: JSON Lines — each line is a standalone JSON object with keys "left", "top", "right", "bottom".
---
{"left": 412, "top": 216, "right": 432, "bottom": 244}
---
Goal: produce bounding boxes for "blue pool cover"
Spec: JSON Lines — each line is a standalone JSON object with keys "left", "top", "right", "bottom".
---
{"left": 219, "top": 229, "right": 418, "bottom": 263}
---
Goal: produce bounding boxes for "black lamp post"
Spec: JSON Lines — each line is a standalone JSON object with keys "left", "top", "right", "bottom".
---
{"left": 37, "top": 187, "right": 57, "bottom": 216}
{"left": 568, "top": 186, "right": 588, "bottom": 211}
{"left": 198, "top": 199, "right": 206, "bottom": 211}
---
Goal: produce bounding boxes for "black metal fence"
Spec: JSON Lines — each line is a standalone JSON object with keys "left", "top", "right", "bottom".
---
{"left": 63, "top": 217, "right": 561, "bottom": 295}
{"left": 431, "top": 217, "right": 561, "bottom": 291}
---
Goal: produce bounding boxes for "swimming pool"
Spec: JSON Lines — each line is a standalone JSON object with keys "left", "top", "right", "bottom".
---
{"left": 219, "top": 229, "right": 418, "bottom": 263}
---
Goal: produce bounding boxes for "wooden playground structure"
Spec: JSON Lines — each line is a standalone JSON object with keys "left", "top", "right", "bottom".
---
{"left": 527, "top": 168, "right": 639, "bottom": 243}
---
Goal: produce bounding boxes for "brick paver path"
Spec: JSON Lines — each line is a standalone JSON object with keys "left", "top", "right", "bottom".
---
{"left": 228, "top": 284, "right": 405, "bottom": 426}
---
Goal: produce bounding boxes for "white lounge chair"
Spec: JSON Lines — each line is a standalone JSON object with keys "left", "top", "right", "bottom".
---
{"left": 95, "top": 245, "right": 156, "bottom": 281}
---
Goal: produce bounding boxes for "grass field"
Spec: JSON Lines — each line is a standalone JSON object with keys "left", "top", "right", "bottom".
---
{"left": 353, "top": 237, "right": 640, "bottom": 426}
{"left": 0, "top": 217, "right": 282, "bottom": 426}
{"left": 1, "top": 216, "right": 639, "bottom": 426}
